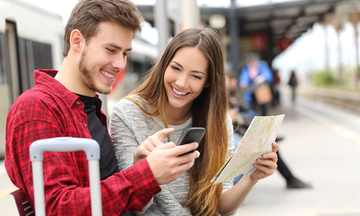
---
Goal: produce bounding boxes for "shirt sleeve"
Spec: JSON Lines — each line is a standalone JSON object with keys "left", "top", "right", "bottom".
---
{"left": 259, "top": 61, "right": 274, "bottom": 83}
{"left": 239, "top": 66, "right": 251, "bottom": 87}
{"left": 5, "top": 98, "right": 160, "bottom": 216}
{"left": 110, "top": 99, "right": 192, "bottom": 216}
{"left": 218, "top": 114, "right": 237, "bottom": 216}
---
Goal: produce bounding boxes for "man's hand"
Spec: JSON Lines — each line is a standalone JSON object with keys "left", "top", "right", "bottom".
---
{"left": 146, "top": 141, "right": 200, "bottom": 185}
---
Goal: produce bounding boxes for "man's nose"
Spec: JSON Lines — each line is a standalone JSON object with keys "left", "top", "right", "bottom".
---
{"left": 112, "top": 55, "right": 127, "bottom": 72}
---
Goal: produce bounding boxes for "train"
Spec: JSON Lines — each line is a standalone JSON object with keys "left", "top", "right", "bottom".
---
{"left": 0, "top": 0, "right": 158, "bottom": 158}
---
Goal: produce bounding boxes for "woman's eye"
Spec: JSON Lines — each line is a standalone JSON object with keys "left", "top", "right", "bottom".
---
{"left": 193, "top": 75, "right": 202, "bottom": 80}
{"left": 171, "top": 66, "right": 180, "bottom": 71}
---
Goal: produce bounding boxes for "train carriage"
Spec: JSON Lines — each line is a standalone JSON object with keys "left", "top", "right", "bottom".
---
{"left": 0, "top": 0, "right": 64, "bottom": 158}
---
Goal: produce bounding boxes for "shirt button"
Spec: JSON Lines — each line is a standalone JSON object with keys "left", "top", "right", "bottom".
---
{"left": 83, "top": 122, "right": 87, "bottom": 127}
{"left": 76, "top": 101, "right": 81, "bottom": 105}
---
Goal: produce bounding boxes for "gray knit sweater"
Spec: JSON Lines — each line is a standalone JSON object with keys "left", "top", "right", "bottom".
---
{"left": 109, "top": 97, "right": 235, "bottom": 216}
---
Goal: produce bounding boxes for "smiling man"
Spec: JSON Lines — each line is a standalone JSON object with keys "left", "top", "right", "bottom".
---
{"left": 5, "top": 0, "right": 199, "bottom": 215}
{"left": 56, "top": 20, "right": 133, "bottom": 96}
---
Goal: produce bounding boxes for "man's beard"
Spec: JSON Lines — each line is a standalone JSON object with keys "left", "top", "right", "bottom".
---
{"left": 78, "top": 49, "right": 110, "bottom": 94}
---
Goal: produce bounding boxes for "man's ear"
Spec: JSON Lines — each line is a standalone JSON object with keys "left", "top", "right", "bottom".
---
{"left": 69, "top": 29, "right": 83, "bottom": 53}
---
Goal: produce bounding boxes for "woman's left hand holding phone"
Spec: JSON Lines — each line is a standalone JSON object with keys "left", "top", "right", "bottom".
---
{"left": 133, "top": 128, "right": 175, "bottom": 164}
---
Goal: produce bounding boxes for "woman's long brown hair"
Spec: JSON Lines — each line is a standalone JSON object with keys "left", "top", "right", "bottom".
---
{"left": 126, "top": 27, "right": 228, "bottom": 216}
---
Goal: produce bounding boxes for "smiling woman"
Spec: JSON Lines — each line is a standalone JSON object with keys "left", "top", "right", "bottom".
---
{"left": 110, "top": 27, "right": 230, "bottom": 216}
{"left": 110, "top": 26, "right": 279, "bottom": 216}
{"left": 164, "top": 47, "right": 209, "bottom": 121}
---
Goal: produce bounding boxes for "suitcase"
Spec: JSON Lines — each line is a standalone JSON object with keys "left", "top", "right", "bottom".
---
{"left": 29, "top": 137, "right": 102, "bottom": 216}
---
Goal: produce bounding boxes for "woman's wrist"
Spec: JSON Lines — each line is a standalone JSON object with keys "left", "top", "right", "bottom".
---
{"left": 247, "top": 174, "right": 260, "bottom": 184}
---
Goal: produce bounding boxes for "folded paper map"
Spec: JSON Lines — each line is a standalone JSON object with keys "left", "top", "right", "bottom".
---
{"left": 211, "top": 114, "right": 285, "bottom": 184}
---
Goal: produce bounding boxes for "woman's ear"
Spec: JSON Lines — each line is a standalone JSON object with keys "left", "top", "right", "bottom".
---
{"left": 204, "top": 80, "right": 210, "bottom": 88}
{"left": 69, "top": 29, "right": 83, "bottom": 53}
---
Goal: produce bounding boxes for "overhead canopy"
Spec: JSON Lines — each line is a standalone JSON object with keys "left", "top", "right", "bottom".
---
{"left": 137, "top": 0, "right": 350, "bottom": 63}
{"left": 201, "top": 0, "right": 349, "bottom": 51}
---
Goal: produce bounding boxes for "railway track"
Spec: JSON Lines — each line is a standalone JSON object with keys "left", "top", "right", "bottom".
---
{"left": 297, "top": 85, "right": 360, "bottom": 113}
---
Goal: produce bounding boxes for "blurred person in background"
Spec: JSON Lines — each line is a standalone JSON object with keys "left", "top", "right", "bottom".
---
{"left": 288, "top": 70, "right": 298, "bottom": 103}
{"left": 239, "top": 53, "right": 274, "bottom": 116}
{"left": 227, "top": 72, "right": 311, "bottom": 189}
{"left": 226, "top": 71, "right": 254, "bottom": 144}
{"left": 272, "top": 68, "right": 281, "bottom": 107}
{"left": 110, "top": 26, "right": 279, "bottom": 216}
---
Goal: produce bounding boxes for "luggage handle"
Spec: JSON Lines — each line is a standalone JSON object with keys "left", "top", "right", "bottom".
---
{"left": 30, "top": 137, "right": 100, "bottom": 160}
{"left": 29, "top": 137, "right": 102, "bottom": 216}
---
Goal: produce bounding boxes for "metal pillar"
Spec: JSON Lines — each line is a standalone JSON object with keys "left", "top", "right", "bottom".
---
{"left": 323, "top": 24, "right": 330, "bottom": 70}
{"left": 181, "top": 0, "right": 200, "bottom": 30}
{"left": 155, "top": 0, "right": 169, "bottom": 57}
{"left": 229, "top": 0, "right": 239, "bottom": 75}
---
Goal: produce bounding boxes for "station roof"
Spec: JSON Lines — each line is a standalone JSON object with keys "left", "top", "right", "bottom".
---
{"left": 201, "top": 0, "right": 349, "bottom": 44}
{"left": 137, "top": 0, "right": 350, "bottom": 56}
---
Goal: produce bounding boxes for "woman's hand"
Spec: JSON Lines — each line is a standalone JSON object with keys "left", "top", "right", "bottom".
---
{"left": 228, "top": 108, "right": 239, "bottom": 124}
{"left": 133, "top": 128, "right": 174, "bottom": 164}
{"left": 250, "top": 141, "right": 279, "bottom": 181}
{"left": 218, "top": 143, "right": 279, "bottom": 215}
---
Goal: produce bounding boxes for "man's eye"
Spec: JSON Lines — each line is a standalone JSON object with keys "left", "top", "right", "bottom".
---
{"left": 107, "top": 48, "right": 115, "bottom": 53}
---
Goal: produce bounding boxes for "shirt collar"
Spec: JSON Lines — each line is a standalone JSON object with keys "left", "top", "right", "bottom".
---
{"left": 34, "top": 69, "right": 80, "bottom": 105}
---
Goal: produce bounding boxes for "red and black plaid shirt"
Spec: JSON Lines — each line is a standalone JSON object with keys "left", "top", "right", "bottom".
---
{"left": 5, "top": 70, "right": 161, "bottom": 215}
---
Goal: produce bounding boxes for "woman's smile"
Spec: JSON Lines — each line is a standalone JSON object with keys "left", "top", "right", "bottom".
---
{"left": 171, "top": 86, "right": 189, "bottom": 98}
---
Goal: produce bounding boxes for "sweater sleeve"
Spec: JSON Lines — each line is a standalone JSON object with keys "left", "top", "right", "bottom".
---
{"left": 110, "top": 98, "right": 192, "bottom": 215}
{"left": 222, "top": 114, "right": 236, "bottom": 193}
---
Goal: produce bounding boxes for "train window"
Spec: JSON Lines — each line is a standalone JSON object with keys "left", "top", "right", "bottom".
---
{"left": 5, "top": 20, "right": 21, "bottom": 102}
{"left": 18, "top": 38, "right": 31, "bottom": 91}
{"left": 16, "top": 39, "right": 53, "bottom": 89}
{"left": 0, "top": 33, "right": 9, "bottom": 84}
{"left": 32, "top": 41, "right": 53, "bottom": 70}
{"left": 30, "top": 41, "right": 53, "bottom": 88}
{"left": 0, "top": 33, "right": 12, "bottom": 160}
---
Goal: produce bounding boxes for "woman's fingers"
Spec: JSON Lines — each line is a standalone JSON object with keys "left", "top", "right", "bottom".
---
{"left": 249, "top": 141, "right": 280, "bottom": 180}
{"left": 256, "top": 157, "right": 278, "bottom": 169}
{"left": 153, "top": 128, "right": 174, "bottom": 142}
{"left": 272, "top": 141, "right": 279, "bottom": 153}
{"left": 262, "top": 151, "right": 278, "bottom": 162}
{"left": 134, "top": 128, "right": 175, "bottom": 164}
{"left": 253, "top": 163, "right": 275, "bottom": 176}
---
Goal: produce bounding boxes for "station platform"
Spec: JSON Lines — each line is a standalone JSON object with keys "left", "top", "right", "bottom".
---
{"left": 234, "top": 88, "right": 360, "bottom": 216}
